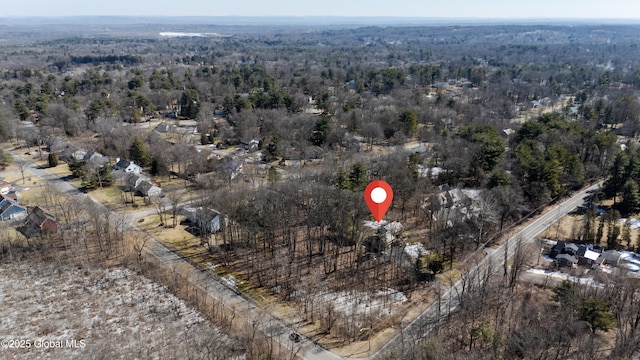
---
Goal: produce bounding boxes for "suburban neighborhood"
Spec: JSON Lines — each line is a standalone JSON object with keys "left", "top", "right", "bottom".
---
{"left": 1, "top": 7, "right": 640, "bottom": 360}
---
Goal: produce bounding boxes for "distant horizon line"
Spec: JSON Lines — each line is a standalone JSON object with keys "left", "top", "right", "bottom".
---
{"left": 2, "top": 15, "right": 639, "bottom": 27}
{"left": 2, "top": 15, "right": 640, "bottom": 19}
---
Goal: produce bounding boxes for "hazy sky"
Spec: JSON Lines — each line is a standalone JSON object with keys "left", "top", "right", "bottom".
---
{"left": 2, "top": 0, "right": 640, "bottom": 18}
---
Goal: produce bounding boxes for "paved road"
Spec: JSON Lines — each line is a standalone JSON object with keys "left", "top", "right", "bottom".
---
{"left": 370, "top": 181, "right": 604, "bottom": 360}
{"left": 7, "top": 151, "right": 343, "bottom": 360}
{"left": 8, "top": 149, "right": 602, "bottom": 360}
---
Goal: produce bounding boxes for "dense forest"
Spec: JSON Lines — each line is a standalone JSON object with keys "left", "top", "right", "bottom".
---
{"left": 2, "top": 22, "right": 640, "bottom": 359}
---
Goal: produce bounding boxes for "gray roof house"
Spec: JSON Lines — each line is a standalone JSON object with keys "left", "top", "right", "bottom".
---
{"left": 124, "top": 173, "right": 145, "bottom": 192}
{"left": 154, "top": 122, "right": 171, "bottom": 133}
{"left": 135, "top": 180, "right": 161, "bottom": 197}
{"left": 556, "top": 253, "right": 578, "bottom": 268}
{"left": 551, "top": 241, "right": 579, "bottom": 257}
{"left": 179, "top": 206, "right": 224, "bottom": 233}
{"left": 124, "top": 173, "right": 161, "bottom": 197}
{"left": 84, "top": 151, "right": 110, "bottom": 167}
{"left": 601, "top": 250, "right": 622, "bottom": 266}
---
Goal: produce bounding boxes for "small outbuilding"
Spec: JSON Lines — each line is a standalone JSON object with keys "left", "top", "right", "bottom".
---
{"left": 600, "top": 250, "right": 622, "bottom": 266}
{"left": 21, "top": 206, "right": 58, "bottom": 237}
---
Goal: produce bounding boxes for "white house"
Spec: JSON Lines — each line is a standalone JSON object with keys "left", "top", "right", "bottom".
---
{"left": 72, "top": 149, "right": 87, "bottom": 161}
{"left": 115, "top": 158, "right": 142, "bottom": 175}
{"left": 0, "top": 180, "right": 11, "bottom": 195}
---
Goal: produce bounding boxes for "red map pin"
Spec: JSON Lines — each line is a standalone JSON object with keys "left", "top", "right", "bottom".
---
{"left": 364, "top": 180, "right": 394, "bottom": 223}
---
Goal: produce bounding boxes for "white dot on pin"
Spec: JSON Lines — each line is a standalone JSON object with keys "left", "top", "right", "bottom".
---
{"left": 370, "top": 187, "right": 387, "bottom": 204}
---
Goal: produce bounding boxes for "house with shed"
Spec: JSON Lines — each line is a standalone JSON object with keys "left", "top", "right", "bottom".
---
{"left": 114, "top": 158, "right": 142, "bottom": 175}
{"left": 179, "top": 206, "right": 224, "bottom": 233}
{"left": 0, "top": 193, "right": 27, "bottom": 221}
{"left": 124, "top": 173, "right": 161, "bottom": 197}
{"left": 21, "top": 206, "right": 58, "bottom": 237}
{"left": 135, "top": 179, "right": 162, "bottom": 197}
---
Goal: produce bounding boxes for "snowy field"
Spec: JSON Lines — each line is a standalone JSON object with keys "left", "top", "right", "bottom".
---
{"left": 527, "top": 268, "right": 601, "bottom": 287}
{"left": 0, "top": 261, "right": 239, "bottom": 360}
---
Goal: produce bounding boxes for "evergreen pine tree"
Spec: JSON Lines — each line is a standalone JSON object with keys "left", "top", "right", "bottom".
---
{"left": 348, "top": 162, "right": 367, "bottom": 191}
{"left": 622, "top": 225, "right": 632, "bottom": 248}
{"left": 47, "top": 152, "right": 59, "bottom": 168}
{"left": 129, "top": 137, "right": 151, "bottom": 167}
{"left": 596, "top": 216, "right": 605, "bottom": 245}
{"left": 621, "top": 179, "right": 640, "bottom": 215}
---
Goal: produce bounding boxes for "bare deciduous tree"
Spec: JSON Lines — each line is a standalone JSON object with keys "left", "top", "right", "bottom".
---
{"left": 152, "top": 195, "right": 167, "bottom": 226}
{"left": 165, "top": 186, "right": 182, "bottom": 228}
{"left": 15, "top": 158, "right": 29, "bottom": 184}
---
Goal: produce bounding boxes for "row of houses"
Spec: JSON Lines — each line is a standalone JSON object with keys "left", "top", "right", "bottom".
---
{"left": 550, "top": 241, "right": 623, "bottom": 268}
{"left": 62, "top": 146, "right": 160, "bottom": 197}
{"left": 61, "top": 145, "right": 143, "bottom": 176}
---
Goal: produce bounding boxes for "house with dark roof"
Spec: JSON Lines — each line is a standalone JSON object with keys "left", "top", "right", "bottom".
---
{"left": 550, "top": 241, "right": 579, "bottom": 257}
{"left": 556, "top": 253, "right": 578, "bottom": 268}
{"left": 576, "top": 245, "right": 602, "bottom": 266}
{"left": 21, "top": 206, "right": 58, "bottom": 237}
{"left": 125, "top": 173, "right": 144, "bottom": 191}
{"left": 0, "top": 195, "right": 26, "bottom": 221}
{"left": 135, "top": 180, "right": 161, "bottom": 197}
{"left": 114, "top": 158, "right": 142, "bottom": 175}
{"left": 124, "top": 173, "right": 161, "bottom": 197}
